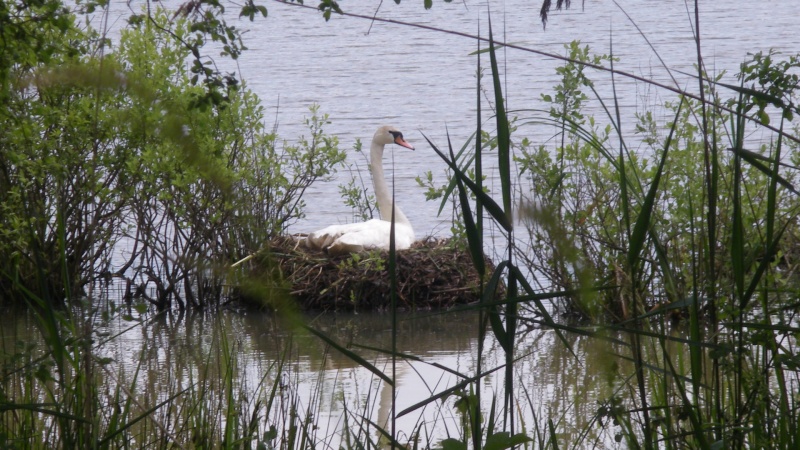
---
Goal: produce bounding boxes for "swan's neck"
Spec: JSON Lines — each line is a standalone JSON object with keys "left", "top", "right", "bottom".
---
{"left": 370, "top": 140, "right": 411, "bottom": 227}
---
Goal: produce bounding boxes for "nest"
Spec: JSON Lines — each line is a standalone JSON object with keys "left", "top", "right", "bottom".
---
{"left": 235, "top": 236, "right": 497, "bottom": 312}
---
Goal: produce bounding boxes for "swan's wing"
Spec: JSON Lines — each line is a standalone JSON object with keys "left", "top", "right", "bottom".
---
{"left": 307, "top": 221, "right": 385, "bottom": 250}
{"left": 307, "top": 220, "right": 415, "bottom": 255}
{"left": 330, "top": 221, "right": 392, "bottom": 254}
{"left": 306, "top": 223, "right": 361, "bottom": 250}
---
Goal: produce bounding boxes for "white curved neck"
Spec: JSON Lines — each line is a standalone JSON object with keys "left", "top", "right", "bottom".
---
{"left": 370, "top": 139, "right": 411, "bottom": 226}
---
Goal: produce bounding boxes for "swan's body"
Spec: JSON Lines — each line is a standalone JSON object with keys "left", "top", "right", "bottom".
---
{"left": 307, "top": 126, "right": 415, "bottom": 256}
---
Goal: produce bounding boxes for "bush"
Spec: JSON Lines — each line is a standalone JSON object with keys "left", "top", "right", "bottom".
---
{"left": 0, "top": 6, "right": 345, "bottom": 309}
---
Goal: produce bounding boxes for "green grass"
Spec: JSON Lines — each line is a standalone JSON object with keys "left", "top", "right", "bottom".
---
{"left": 3, "top": 1, "right": 800, "bottom": 449}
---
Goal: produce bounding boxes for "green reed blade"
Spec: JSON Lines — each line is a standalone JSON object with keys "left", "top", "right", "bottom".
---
{"left": 628, "top": 97, "right": 684, "bottom": 269}
{"left": 397, "top": 362, "right": 508, "bottom": 418}
{"left": 447, "top": 130, "right": 487, "bottom": 277}
{"left": 423, "top": 133, "right": 512, "bottom": 232}
{"left": 508, "top": 264, "right": 575, "bottom": 358}
{"left": 487, "top": 17, "right": 512, "bottom": 219}
{"left": 547, "top": 419, "right": 560, "bottom": 450}
{"left": 350, "top": 344, "right": 469, "bottom": 379}
{"left": 303, "top": 325, "right": 393, "bottom": 386}
{"left": 363, "top": 416, "right": 406, "bottom": 449}
{"left": 733, "top": 146, "right": 798, "bottom": 195}
{"left": 483, "top": 261, "right": 510, "bottom": 353}
{"left": 0, "top": 403, "right": 88, "bottom": 422}
{"left": 436, "top": 131, "right": 478, "bottom": 216}
{"left": 732, "top": 91, "right": 746, "bottom": 302}
{"left": 713, "top": 80, "right": 789, "bottom": 111}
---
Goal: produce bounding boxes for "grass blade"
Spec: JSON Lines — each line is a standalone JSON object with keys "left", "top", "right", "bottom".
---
{"left": 303, "top": 325, "right": 393, "bottom": 385}
{"left": 628, "top": 97, "right": 684, "bottom": 268}
{"left": 447, "top": 130, "right": 487, "bottom": 277}
{"left": 423, "top": 133, "right": 512, "bottom": 232}
{"left": 487, "top": 15, "right": 512, "bottom": 219}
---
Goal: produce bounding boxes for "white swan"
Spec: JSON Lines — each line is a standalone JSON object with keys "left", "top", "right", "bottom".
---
{"left": 306, "top": 126, "right": 416, "bottom": 256}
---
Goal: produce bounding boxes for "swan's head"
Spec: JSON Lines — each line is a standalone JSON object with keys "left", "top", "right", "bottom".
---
{"left": 375, "top": 125, "right": 415, "bottom": 150}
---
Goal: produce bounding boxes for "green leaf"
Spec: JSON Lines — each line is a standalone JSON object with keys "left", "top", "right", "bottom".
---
{"left": 757, "top": 109, "right": 770, "bottom": 125}
{"left": 628, "top": 97, "right": 684, "bottom": 268}
{"left": 483, "top": 262, "right": 509, "bottom": 352}
{"left": 487, "top": 18, "right": 513, "bottom": 220}
{"left": 734, "top": 147, "right": 798, "bottom": 194}
{"left": 440, "top": 438, "right": 467, "bottom": 450}
{"left": 447, "top": 132, "right": 486, "bottom": 277}
{"left": 436, "top": 132, "right": 477, "bottom": 215}
{"left": 485, "top": 432, "right": 532, "bottom": 450}
{"left": 423, "top": 133, "right": 512, "bottom": 232}
{"left": 303, "top": 325, "right": 393, "bottom": 385}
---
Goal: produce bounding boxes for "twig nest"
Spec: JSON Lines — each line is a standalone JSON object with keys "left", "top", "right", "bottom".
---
{"left": 236, "top": 236, "right": 497, "bottom": 312}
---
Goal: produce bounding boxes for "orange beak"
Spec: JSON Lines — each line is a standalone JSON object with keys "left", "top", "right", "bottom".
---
{"left": 394, "top": 135, "right": 415, "bottom": 150}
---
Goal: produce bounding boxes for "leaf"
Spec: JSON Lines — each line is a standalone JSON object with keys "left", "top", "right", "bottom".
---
{"left": 485, "top": 432, "right": 532, "bottom": 450}
{"left": 440, "top": 438, "right": 467, "bottom": 450}
{"left": 447, "top": 131, "right": 485, "bottom": 277}
{"left": 424, "top": 133, "right": 512, "bottom": 232}
{"left": 733, "top": 147, "right": 798, "bottom": 194}
{"left": 487, "top": 17, "right": 512, "bottom": 220}
{"left": 436, "top": 131, "right": 477, "bottom": 216}
{"left": 713, "top": 80, "right": 787, "bottom": 111}
{"left": 303, "top": 325, "right": 393, "bottom": 385}
{"left": 628, "top": 97, "right": 683, "bottom": 268}
{"left": 483, "top": 262, "right": 510, "bottom": 352}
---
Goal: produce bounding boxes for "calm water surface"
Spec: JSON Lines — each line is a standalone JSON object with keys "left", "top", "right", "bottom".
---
{"left": 101, "top": 0, "right": 799, "bottom": 237}
{"left": 225, "top": 0, "right": 799, "bottom": 236}
{"left": 8, "top": 1, "right": 798, "bottom": 447}
{"left": 2, "top": 306, "right": 632, "bottom": 446}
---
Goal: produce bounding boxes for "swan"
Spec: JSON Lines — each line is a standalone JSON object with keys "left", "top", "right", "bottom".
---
{"left": 306, "top": 125, "right": 416, "bottom": 256}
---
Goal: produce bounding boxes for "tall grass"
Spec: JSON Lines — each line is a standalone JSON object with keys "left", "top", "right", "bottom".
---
{"left": 2, "top": 295, "right": 399, "bottom": 448}
{"left": 421, "top": 2, "right": 800, "bottom": 448}
{"left": 4, "top": 1, "right": 800, "bottom": 449}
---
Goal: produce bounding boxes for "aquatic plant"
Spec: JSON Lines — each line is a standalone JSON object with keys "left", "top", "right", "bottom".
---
{"left": 0, "top": 7, "right": 345, "bottom": 309}
{"left": 426, "top": 9, "right": 800, "bottom": 450}
{"left": 3, "top": 1, "right": 800, "bottom": 449}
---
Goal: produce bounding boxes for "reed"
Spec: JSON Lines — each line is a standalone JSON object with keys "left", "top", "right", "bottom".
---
{"left": 4, "top": 1, "right": 800, "bottom": 449}
{"left": 422, "top": 2, "right": 800, "bottom": 447}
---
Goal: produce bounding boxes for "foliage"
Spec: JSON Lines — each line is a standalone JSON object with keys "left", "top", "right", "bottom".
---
{"left": 0, "top": 2, "right": 121, "bottom": 302}
{"left": 512, "top": 42, "right": 800, "bottom": 323}
{"left": 130, "top": 0, "right": 267, "bottom": 108}
{"left": 4, "top": 1, "right": 800, "bottom": 449}
{"left": 0, "top": 5, "right": 345, "bottom": 309}
{"left": 436, "top": 30, "right": 800, "bottom": 449}
{"left": 338, "top": 138, "right": 378, "bottom": 222}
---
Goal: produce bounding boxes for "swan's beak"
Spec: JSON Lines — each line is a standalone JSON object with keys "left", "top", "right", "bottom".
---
{"left": 394, "top": 136, "right": 415, "bottom": 150}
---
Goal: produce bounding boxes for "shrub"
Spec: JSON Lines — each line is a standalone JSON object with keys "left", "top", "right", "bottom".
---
{"left": 0, "top": 6, "right": 345, "bottom": 309}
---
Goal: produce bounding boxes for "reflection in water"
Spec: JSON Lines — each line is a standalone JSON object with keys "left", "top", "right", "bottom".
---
{"left": 2, "top": 306, "right": 662, "bottom": 447}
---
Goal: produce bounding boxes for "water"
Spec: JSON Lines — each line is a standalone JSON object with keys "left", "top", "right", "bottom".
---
{"left": 1, "top": 306, "right": 629, "bottom": 446}
{"left": 6, "top": 0, "right": 799, "bottom": 447}
{"left": 95, "top": 0, "right": 800, "bottom": 257}
{"left": 221, "top": 0, "right": 799, "bottom": 237}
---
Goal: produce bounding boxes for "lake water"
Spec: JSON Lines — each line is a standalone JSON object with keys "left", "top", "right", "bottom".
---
{"left": 6, "top": 0, "right": 799, "bottom": 447}
{"left": 2, "top": 304, "right": 634, "bottom": 447}
{"left": 223, "top": 0, "right": 799, "bottom": 238}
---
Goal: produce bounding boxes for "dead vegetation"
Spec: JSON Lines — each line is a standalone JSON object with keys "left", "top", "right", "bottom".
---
{"left": 234, "top": 236, "right": 497, "bottom": 312}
